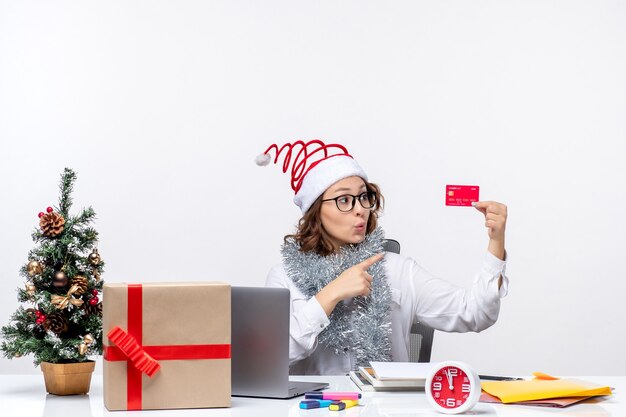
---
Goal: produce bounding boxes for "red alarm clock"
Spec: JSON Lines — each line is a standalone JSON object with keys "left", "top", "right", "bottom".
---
{"left": 425, "top": 361, "right": 481, "bottom": 414}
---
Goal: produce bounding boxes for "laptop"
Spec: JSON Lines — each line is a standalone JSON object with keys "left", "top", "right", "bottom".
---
{"left": 231, "top": 286, "right": 329, "bottom": 398}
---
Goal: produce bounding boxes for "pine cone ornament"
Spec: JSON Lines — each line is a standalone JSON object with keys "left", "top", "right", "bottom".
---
{"left": 43, "top": 313, "right": 69, "bottom": 334}
{"left": 39, "top": 212, "right": 65, "bottom": 237}
{"left": 70, "top": 275, "right": 89, "bottom": 295}
{"left": 84, "top": 301, "right": 102, "bottom": 317}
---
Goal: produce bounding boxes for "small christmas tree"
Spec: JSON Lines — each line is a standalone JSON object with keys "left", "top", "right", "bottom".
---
{"left": 1, "top": 168, "right": 104, "bottom": 365}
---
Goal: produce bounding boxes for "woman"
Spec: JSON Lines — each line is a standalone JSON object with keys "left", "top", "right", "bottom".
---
{"left": 257, "top": 140, "right": 508, "bottom": 375}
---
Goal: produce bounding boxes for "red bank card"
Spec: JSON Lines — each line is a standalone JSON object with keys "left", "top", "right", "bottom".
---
{"left": 446, "top": 185, "right": 479, "bottom": 206}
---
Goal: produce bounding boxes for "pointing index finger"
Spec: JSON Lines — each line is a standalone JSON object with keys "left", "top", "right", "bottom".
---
{"left": 358, "top": 252, "right": 385, "bottom": 269}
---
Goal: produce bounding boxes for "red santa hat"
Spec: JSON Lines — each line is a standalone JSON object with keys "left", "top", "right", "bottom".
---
{"left": 256, "top": 140, "right": 368, "bottom": 214}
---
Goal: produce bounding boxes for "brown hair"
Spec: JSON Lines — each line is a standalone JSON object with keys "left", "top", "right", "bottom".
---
{"left": 284, "top": 182, "right": 384, "bottom": 256}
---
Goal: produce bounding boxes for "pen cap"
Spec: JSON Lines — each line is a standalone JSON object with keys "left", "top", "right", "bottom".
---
{"left": 300, "top": 400, "right": 321, "bottom": 409}
{"left": 329, "top": 401, "right": 346, "bottom": 411}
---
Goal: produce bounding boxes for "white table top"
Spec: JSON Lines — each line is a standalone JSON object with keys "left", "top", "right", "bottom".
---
{"left": 0, "top": 374, "right": 621, "bottom": 417}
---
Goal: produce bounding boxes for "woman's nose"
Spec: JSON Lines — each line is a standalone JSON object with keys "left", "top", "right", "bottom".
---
{"left": 353, "top": 201, "right": 366, "bottom": 216}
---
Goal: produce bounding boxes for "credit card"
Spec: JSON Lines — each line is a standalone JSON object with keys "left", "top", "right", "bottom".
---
{"left": 446, "top": 185, "right": 479, "bottom": 206}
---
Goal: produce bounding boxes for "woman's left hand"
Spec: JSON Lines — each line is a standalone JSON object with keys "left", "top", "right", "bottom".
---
{"left": 472, "top": 201, "right": 507, "bottom": 260}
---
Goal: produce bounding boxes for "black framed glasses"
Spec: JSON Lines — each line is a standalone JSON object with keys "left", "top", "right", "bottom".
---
{"left": 322, "top": 191, "right": 378, "bottom": 212}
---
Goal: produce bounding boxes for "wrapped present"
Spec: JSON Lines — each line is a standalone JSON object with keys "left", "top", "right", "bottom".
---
{"left": 103, "top": 282, "right": 231, "bottom": 411}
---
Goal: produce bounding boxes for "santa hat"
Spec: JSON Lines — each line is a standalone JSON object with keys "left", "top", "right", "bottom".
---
{"left": 256, "top": 140, "right": 368, "bottom": 214}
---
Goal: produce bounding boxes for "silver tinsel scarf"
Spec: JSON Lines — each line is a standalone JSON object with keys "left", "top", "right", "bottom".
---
{"left": 282, "top": 227, "right": 392, "bottom": 368}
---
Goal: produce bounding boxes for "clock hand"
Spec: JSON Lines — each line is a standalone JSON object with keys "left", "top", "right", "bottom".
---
{"left": 446, "top": 370, "right": 454, "bottom": 390}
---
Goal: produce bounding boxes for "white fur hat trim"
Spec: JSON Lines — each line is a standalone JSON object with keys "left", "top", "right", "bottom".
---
{"left": 294, "top": 155, "right": 368, "bottom": 214}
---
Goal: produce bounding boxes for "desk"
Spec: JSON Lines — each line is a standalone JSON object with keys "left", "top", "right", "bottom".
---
{"left": 0, "top": 375, "right": 621, "bottom": 417}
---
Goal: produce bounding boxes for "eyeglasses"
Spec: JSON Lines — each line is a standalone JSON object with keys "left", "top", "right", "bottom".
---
{"left": 321, "top": 191, "right": 378, "bottom": 212}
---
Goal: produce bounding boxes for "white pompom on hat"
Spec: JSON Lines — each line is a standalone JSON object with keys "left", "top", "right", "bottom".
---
{"left": 256, "top": 140, "right": 368, "bottom": 214}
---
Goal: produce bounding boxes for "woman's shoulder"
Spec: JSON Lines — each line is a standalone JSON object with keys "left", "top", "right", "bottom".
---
{"left": 267, "top": 261, "right": 287, "bottom": 278}
{"left": 265, "top": 261, "right": 291, "bottom": 288}
{"left": 381, "top": 251, "right": 414, "bottom": 268}
{"left": 381, "top": 251, "right": 428, "bottom": 289}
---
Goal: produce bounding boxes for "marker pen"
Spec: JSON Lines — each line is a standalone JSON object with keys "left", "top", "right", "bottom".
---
{"left": 329, "top": 399, "right": 359, "bottom": 411}
{"left": 299, "top": 399, "right": 333, "bottom": 409}
{"left": 479, "top": 374, "right": 524, "bottom": 381}
{"left": 304, "top": 392, "right": 362, "bottom": 401}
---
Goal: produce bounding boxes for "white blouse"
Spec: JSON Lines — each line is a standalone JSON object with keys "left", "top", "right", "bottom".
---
{"left": 265, "top": 250, "right": 509, "bottom": 375}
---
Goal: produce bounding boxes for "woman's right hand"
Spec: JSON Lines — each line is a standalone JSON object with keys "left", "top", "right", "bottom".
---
{"left": 315, "top": 253, "right": 385, "bottom": 316}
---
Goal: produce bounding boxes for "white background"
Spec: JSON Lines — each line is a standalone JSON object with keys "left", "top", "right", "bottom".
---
{"left": 1, "top": 1, "right": 625, "bottom": 376}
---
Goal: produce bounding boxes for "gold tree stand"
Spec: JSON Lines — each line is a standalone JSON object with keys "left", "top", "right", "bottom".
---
{"left": 40, "top": 361, "right": 95, "bottom": 395}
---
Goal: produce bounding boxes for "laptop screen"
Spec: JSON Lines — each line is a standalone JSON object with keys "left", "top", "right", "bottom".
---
{"left": 230, "top": 286, "right": 328, "bottom": 398}
{"left": 231, "top": 286, "right": 291, "bottom": 396}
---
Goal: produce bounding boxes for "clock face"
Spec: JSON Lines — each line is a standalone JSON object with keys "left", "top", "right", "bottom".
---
{"left": 429, "top": 365, "right": 474, "bottom": 410}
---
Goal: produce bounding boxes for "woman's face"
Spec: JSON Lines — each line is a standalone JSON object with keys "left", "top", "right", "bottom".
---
{"left": 320, "top": 176, "right": 371, "bottom": 248}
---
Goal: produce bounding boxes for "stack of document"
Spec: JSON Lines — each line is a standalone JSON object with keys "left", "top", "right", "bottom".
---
{"left": 480, "top": 372, "right": 612, "bottom": 408}
{"left": 349, "top": 362, "right": 433, "bottom": 391}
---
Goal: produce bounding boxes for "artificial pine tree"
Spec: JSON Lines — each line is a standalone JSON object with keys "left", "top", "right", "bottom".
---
{"left": 1, "top": 168, "right": 104, "bottom": 367}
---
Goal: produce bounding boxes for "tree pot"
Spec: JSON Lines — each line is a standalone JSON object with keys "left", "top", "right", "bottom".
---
{"left": 40, "top": 360, "right": 95, "bottom": 395}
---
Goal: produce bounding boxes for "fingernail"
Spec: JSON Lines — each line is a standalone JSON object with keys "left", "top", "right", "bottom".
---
{"left": 471, "top": 202, "right": 477, "bottom": 207}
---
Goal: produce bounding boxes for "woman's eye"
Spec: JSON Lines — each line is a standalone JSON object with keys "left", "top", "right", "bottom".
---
{"left": 337, "top": 196, "right": 350, "bottom": 204}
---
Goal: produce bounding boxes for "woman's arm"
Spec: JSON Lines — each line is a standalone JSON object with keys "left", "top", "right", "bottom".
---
{"left": 472, "top": 201, "right": 507, "bottom": 261}
{"left": 402, "top": 252, "right": 509, "bottom": 333}
{"left": 473, "top": 200, "right": 507, "bottom": 288}
{"left": 265, "top": 264, "right": 330, "bottom": 364}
